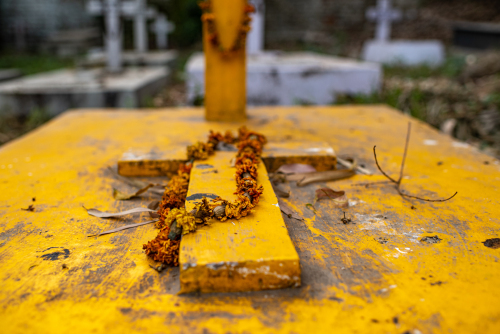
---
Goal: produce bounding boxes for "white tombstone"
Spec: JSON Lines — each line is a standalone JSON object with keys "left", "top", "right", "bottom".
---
{"left": 247, "top": 0, "right": 264, "bottom": 54}
{"left": 187, "top": 52, "right": 382, "bottom": 106}
{"left": 133, "top": 0, "right": 148, "bottom": 53}
{"left": 362, "top": 0, "right": 445, "bottom": 66}
{"left": 88, "top": 0, "right": 123, "bottom": 73}
{"left": 120, "top": 0, "right": 158, "bottom": 53}
{"left": 88, "top": 0, "right": 158, "bottom": 65}
{"left": 366, "top": 0, "right": 402, "bottom": 42}
{"left": 151, "top": 14, "right": 175, "bottom": 50}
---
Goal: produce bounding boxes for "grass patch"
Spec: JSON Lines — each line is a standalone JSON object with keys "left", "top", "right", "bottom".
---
{"left": 383, "top": 55, "right": 466, "bottom": 79}
{"left": 0, "top": 54, "right": 73, "bottom": 75}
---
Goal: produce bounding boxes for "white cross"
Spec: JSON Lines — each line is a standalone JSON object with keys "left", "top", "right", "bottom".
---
{"left": 124, "top": 0, "right": 158, "bottom": 54}
{"left": 366, "top": 0, "right": 402, "bottom": 42}
{"left": 150, "top": 14, "right": 175, "bottom": 50}
{"left": 88, "top": 0, "right": 124, "bottom": 73}
{"left": 247, "top": 0, "right": 265, "bottom": 54}
{"left": 88, "top": 0, "right": 158, "bottom": 71}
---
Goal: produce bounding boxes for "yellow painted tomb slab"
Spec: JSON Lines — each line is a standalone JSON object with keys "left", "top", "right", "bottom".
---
{"left": 181, "top": 152, "right": 301, "bottom": 293}
{"left": 0, "top": 106, "right": 499, "bottom": 334}
{"left": 117, "top": 141, "right": 337, "bottom": 176}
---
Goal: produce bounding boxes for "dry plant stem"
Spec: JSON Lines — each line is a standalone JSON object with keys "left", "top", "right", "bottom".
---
{"left": 351, "top": 181, "right": 393, "bottom": 187}
{"left": 398, "top": 122, "right": 411, "bottom": 184}
{"left": 295, "top": 170, "right": 355, "bottom": 186}
{"left": 372, "top": 146, "right": 398, "bottom": 184}
{"left": 88, "top": 220, "right": 157, "bottom": 237}
{"left": 372, "top": 122, "right": 457, "bottom": 202}
{"left": 337, "top": 157, "right": 372, "bottom": 175}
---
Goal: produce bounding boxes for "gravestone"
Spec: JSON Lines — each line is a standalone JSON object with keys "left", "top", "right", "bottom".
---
{"left": 88, "top": 0, "right": 125, "bottom": 73}
{"left": 87, "top": 0, "right": 177, "bottom": 67}
{"left": 0, "top": 1, "right": 170, "bottom": 117}
{"left": 0, "top": 67, "right": 168, "bottom": 116}
{"left": 362, "top": 0, "right": 445, "bottom": 66}
{"left": 187, "top": 0, "right": 381, "bottom": 106}
{"left": 453, "top": 21, "right": 500, "bottom": 50}
{"left": 0, "top": 69, "right": 22, "bottom": 83}
{"left": 247, "top": 0, "right": 264, "bottom": 54}
{"left": 187, "top": 52, "right": 381, "bottom": 106}
{"left": 151, "top": 14, "right": 175, "bottom": 50}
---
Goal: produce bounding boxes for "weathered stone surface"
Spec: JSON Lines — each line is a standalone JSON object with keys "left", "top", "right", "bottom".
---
{"left": 0, "top": 67, "right": 168, "bottom": 116}
{"left": 187, "top": 52, "right": 381, "bottom": 106}
{"left": 362, "top": 40, "right": 445, "bottom": 66}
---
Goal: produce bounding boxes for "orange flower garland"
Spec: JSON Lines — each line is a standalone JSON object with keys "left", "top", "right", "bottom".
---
{"left": 199, "top": 0, "right": 255, "bottom": 56}
{"left": 143, "top": 127, "right": 266, "bottom": 266}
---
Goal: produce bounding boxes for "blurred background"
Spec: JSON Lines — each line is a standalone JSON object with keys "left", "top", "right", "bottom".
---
{"left": 0, "top": 0, "right": 499, "bottom": 158}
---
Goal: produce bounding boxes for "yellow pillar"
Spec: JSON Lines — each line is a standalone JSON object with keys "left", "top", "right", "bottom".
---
{"left": 202, "top": 0, "right": 248, "bottom": 122}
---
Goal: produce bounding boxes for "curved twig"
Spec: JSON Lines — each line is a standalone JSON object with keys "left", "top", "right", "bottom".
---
{"left": 372, "top": 122, "right": 457, "bottom": 203}
{"left": 373, "top": 146, "right": 398, "bottom": 184}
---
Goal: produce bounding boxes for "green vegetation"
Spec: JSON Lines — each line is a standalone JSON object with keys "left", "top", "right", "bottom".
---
{"left": 150, "top": 0, "right": 203, "bottom": 48}
{"left": 383, "top": 56, "right": 466, "bottom": 79}
{"left": 0, "top": 108, "right": 52, "bottom": 145}
{"left": 335, "top": 56, "right": 470, "bottom": 120}
{"left": 0, "top": 54, "right": 73, "bottom": 75}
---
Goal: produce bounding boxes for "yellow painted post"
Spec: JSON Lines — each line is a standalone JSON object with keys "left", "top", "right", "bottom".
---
{"left": 202, "top": 0, "right": 248, "bottom": 122}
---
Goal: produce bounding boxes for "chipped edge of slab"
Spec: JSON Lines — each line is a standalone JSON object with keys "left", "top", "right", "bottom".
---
{"left": 180, "top": 258, "right": 301, "bottom": 294}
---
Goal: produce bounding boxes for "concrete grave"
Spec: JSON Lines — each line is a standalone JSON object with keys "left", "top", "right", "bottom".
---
{"left": 0, "top": 69, "right": 22, "bottom": 83}
{"left": 247, "top": 0, "right": 264, "bottom": 54}
{"left": 362, "top": 0, "right": 445, "bottom": 66}
{"left": 186, "top": 52, "right": 381, "bottom": 106}
{"left": 87, "top": 0, "right": 176, "bottom": 68}
{"left": 453, "top": 21, "right": 500, "bottom": 50}
{"left": 0, "top": 67, "right": 168, "bottom": 116}
{"left": 86, "top": 49, "right": 178, "bottom": 67}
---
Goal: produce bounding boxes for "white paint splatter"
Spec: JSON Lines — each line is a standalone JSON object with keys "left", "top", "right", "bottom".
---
{"left": 395, "top": 247, "right": 407, "bottom": 254}
{"left": 452, "top": 141, "right": 469, "bottom": 148}
{"left": 423, "top": 139, "right": 438, "bottom": 146}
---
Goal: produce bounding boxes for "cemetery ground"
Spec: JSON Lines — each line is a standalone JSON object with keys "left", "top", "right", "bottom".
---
{"left": 1, "top": 49, "right": 500, "bottom": 159}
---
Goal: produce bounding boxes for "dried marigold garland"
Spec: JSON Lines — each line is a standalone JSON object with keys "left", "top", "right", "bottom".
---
{"left": 143, "top": 127, "right": 266, "bottom": 267}
{"left": 199, "top": 0, "right": 255, "bottom": 56}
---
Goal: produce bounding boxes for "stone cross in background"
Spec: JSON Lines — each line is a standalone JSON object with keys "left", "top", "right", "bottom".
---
{"left": 366, "top": 0, "right": 402, "bottom": 42}
{"left": 132, "top": 0, "right": 148, "bottom": 53}
{"left": 362, "top": 0, "right": 444, "bottom": 66}
{"left": 247, "top": 0, "right": 265, "bottom": 54}
{"left": 88, "top": 0, "right": 160, "bottom": 71}
{"left": 151, "top": 14, "right": 175, "bottom": 50}
{"left": 88, "top": 0, "right": 123, "bottom": 73}
{"left": 122, "top": 0, "right": 157, "bottom": 53}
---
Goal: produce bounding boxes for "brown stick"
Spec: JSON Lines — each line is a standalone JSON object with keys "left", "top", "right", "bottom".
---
{"left": 373, "top": 122, "right": 457, "bottom": 203}
{"left": 398, "top": 122, "right": 411, "bottom": 184}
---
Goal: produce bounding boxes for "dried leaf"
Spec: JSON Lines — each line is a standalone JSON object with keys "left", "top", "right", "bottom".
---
{"left": 148, "top": 200, "right": 160, "bottom": 218}
{"left": 272, "top": 184, "right": 290, "bottom": 198}
{"left": 277, "top": 163, "right": 316, "bottom": 174}
{"left": 333, "top": 194, "right": 349, "bottom": 208}
{"left": 315, "top": 188, "right": 345, "bottom": 201}
{"left": 22, "top": 204, "right": 35, "bottom": 212}
{"left": 88, "top": 220, "right": 157, "bottom": 237}
{"left": 113, "top": 183, "right": 155, "bottom": 200}
{"left": 85, "top": 207, "right": 156, "bottom": 218}
{"left": 295, "top": 170, "right": 355, "bottom": 186}
{"left": 277, "top": 199, "right": 303, "bottom": 220}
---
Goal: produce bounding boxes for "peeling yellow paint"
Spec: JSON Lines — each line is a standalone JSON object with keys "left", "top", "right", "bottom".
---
{"left": 0, "top": 106, "right": 499, "bottom": 333}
